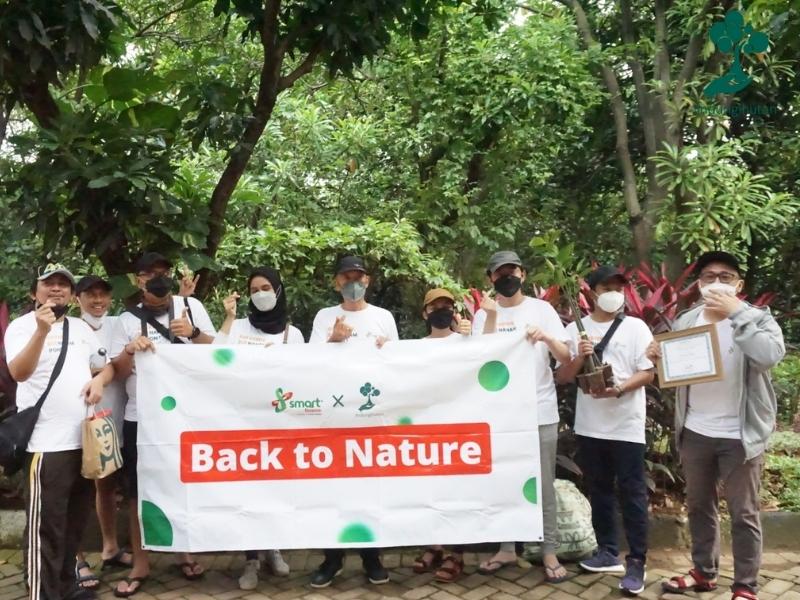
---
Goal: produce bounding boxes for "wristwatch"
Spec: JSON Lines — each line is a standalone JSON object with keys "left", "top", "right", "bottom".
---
{"left": 189, "top": 326, "right": 201, "bottom": 340}
{"left": 614, "top": 385, "right": 624, "bottom": 398}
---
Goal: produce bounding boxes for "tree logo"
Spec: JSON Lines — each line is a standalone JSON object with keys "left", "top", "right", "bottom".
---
{"left": 272, "top": 388, "right": 292, "bottom": 413}
{"left": 358, "top": 382, "right": 380, "bottom": 412}
{"left": 704, "top": 10, "right": 769, "bottom": 98}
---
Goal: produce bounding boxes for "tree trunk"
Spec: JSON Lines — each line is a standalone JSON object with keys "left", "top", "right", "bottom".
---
{"left": 561, "top": 0, "right": 650, "bottom": 263}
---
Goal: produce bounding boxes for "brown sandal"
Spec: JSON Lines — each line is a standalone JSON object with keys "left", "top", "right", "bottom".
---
{"left": 413, "top": 548, "right": 444, "bottom": 573}
{"left": 434, "top": 555, "right": 464, "bottom": 583}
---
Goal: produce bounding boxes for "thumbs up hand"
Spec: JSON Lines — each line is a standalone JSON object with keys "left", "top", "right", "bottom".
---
{"left": 170, "top": 307, "right": 194, "bottom": 337}
{"left": 455, "top": 313, "right": 472, "bottom": 336}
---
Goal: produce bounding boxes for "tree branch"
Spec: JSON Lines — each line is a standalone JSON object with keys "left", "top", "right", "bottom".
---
{"left": 134, "top": 0, "right": 201, "bottom": 37}
{"left": 674, "top": 0, "right": 722, "bottom": 108}
{"left": 278, "top": 42, "right": 323, "bottom": 91}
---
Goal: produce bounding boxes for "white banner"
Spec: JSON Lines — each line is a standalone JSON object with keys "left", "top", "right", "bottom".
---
{"left": 136, "top": 334, "right": 542, "bottom": 552}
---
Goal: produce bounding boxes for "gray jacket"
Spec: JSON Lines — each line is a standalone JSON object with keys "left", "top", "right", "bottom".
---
{"left": 672, "top": 302, "right": 785, "bottom": 460}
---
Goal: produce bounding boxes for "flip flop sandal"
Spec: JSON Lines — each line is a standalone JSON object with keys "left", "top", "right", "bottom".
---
{"left": 661, "top": 568, "right": 718, "bottom": 594}
{"left": 113, "top": 576, "right": 148, "bottom": 598}
{"left": 102, "top": 549, "right": 134, "bottom": 571}
{"left": 732, "top": 588, "right": 759, "bottom": 600}
{"left": 477, "top": 558, "right": 517, "bottom": 575}
{"left": 413, "top": 548, "right": 444, "bottom": 574}
{"left": 176, "top": 561, "right": 205, "bottom": 581}
{"left": 75, "top": 561, "right": 100, "bottom": 590}
{"left": 434, "top": 555, "right": 464, "bottom": 583}
{"left": 544, "top": 563, "right": 573, "bottom": 584}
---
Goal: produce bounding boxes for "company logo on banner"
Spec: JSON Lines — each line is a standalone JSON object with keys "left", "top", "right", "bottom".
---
{"left": 135, "top": 335, "right": 542, "bottom": 552}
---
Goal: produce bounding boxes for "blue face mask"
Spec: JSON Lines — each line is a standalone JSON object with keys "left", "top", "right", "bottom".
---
{"left": 341, "top": 281, "right": 367, "bottom": 302}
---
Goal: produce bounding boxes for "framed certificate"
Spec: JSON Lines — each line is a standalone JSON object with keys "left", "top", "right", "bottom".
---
{"left": 654, "top": 324, "right": 724, "bottom": 388}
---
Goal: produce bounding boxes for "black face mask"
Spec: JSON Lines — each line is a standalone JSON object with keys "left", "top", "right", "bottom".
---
{"left": 427, "top": 307, "right": 455, "bottom": 330}
{"left": 494, "top": 275, "right": 522, "bottom": 298}
{"left": 51, "top": 304, "right": 69, "bottom": 319}
{"left": 145, "top": 275, "right": 175, "bottom": 298}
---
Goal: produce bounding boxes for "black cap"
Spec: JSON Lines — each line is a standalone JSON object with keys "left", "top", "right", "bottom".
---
{"left": 134, "top": 252, "right": 173, "bottom": 273}
{"left": 336, "top": 256, "right": 367, "bottom": 275}
{"left": 585, "top": 265, "right": 628, "bottom": 289}
{"left": 76, "top": 275, "right": 112, "bottom": 295}
{"left": 693, "top": 251, "right": 742, "bottom": 276}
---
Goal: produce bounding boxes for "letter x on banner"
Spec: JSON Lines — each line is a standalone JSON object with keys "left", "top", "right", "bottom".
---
{"left": 135, "top": 335, "right": 542, "bottom": 551}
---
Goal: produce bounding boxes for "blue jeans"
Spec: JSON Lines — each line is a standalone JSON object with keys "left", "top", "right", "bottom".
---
{"left": 577, "top": 436, "right": 648, "bottom": 561}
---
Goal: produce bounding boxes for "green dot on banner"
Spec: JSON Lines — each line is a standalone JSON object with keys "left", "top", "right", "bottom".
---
{"left": 213, "top": 348, "right": 235, "bottom": 366}
{"left": 160, "top": 396, "right": 176, "bottom": 411}
{"left": 523, "top": 477, "right": 538, "bottom": 504}
{"left": 398, "top": 416, "right": 413, "bottom": 425}
{"left": 141, "top": 500, "right": 174, "bottom": 546}
{"left": 478, "top": 361, "right": 510, "bottom": 391}
{"left": 338, "top": 523, "right": 375, "bottom": 543}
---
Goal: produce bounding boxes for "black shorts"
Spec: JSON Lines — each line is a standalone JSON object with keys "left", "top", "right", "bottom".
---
{"left": 121, "top": 420, "right": 138, "bottom": 498}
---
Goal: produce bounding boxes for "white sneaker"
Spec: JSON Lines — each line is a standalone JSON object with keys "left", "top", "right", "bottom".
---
{"left": 239, "top": 559, "right": 260, "bottom": 590}
{"left": 265, "top": 550, "right": 290, "bottom": 577}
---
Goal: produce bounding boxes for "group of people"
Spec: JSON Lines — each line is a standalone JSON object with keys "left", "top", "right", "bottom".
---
{"left": 3, "top": 248, "right": 785, "bottom": 600}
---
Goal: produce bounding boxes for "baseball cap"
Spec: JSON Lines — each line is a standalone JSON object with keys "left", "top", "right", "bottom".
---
{"left": 423, "top": 288, "right": 455, "bottom": 308}
{"left": 134, "top": 252, "right": 173, "bottom": 273}
{"left": 76, "top": 275, "right": 112, "bottom": 295}
{"left": 486, "top": 251, "right": 523, "bottom": 275}
{"left": 693, "top": 251, "right": 742, "bottom": 276}
{"left": 37, "top": 263, "right": 76, "bottom": 287}
{"left": 336, "top": 256, "right": 367, "bottom": 275}
{"left": 585, "top": 265, "right": 628, "bottom": 289}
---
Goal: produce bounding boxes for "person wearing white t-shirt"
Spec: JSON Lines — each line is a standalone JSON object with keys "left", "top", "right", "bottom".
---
{"left": 648, "top": 252, "right": 785, "bottom": 600}
{"left": 471, "top": 251, "right": 571, "bottom": 584}
{"left": 217, "top": 267, "right": 300, "bottom": 589}
{"left": 73, "top": 276, "right": 133, "bottom": 590}
{"left": 5, "top": 264, "right": 114, "bottom": 600}
{"left": 109, "top": 253, "right": 216, "bottom": 597}
{"left": 309, "top": 256, "right": 398, "bottom": 589}
{"left": 409, "top": 288, "right": 471, "bottom": 583}
{"left": 555, "top": 266, "right": 654, "bottom": 594}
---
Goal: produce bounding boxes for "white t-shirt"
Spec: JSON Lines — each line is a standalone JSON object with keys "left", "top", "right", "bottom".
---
{"left": 685, "top": 313, "right": 741, "bottom": 439}
{"left": 109, "top": 296, "right": 216, "bottom": 422}
{"left": 565, "top": 315, "right": 654, "bottom": 444}
{"left": 309, "top": 304, "right": 399, "bottom": 344}
{"left": 214, "top": 319, "right": 305, "bottom": 345}
{"left": 5, "top": 314, "right": 101, "bottom": 452}
{"left": 87, "top": 316, "right": 127, "bottom": 436}
{"left": 472, "top": 297, "right": 569, "bottom": 426}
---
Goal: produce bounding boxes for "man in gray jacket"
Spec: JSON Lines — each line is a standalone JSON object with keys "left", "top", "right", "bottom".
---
{"left": 647, "top": 251, "right": 784, "bottom": 600}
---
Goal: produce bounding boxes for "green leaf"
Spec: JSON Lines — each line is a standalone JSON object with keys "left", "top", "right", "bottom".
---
{"left": 87, "top": 175, "right": 116, "bottom": 189}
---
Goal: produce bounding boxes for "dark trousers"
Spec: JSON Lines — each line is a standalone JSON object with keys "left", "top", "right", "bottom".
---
{"left": 324, "top": 548, "right": 380, "bottom": 566}
{"left": 23, "top": 450, "right": 94, "bottom": 600}
{"left": 680, "top": 428, "right": 763, "bottom": 592}
{"left": 578, "top": 436, "right": 648, "bottom": 561}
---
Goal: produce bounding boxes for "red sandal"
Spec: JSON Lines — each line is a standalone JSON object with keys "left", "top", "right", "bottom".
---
{"left": 413, "top": 548, "right": 444, "bottom": 574}
{"left": 434, "top": 555, "right": 464, "bottom": 583}
{"left": 731, "top": 588, "right": 758, "bottom": 600}
{"left": 661, "top": 568, "right": 718, "bottom": 594}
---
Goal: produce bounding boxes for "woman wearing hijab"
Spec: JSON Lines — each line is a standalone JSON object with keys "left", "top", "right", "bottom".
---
{"left": 215, "top": 267, "right": 304, "bottom": 589}
{"left": 216, "top": 267, "right": 304, "bottom": 346}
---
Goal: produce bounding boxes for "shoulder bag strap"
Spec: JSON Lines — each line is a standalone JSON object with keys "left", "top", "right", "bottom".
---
{"left": 593, "top": 313, "right": 626, "bottom": 363}
{"left": 33, "top": 318, "right": 70, "bottom": 412}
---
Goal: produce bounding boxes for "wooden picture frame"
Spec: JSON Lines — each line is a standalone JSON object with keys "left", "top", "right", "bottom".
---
{"left": 654, "top": 324, "right": 724, "bottom": 389}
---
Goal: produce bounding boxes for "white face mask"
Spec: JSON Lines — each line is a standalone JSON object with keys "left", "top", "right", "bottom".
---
{"left": 251, "top": 290, "right": 277, "bottom": 312}
{"left": 700, "top": 281, "right": 738, "bottom": 299}
{"left": 81, "top": 312, "right": 107, "bottom": 330}
{"left": 596, "top": 291, "right": 625, "bottom": 313}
